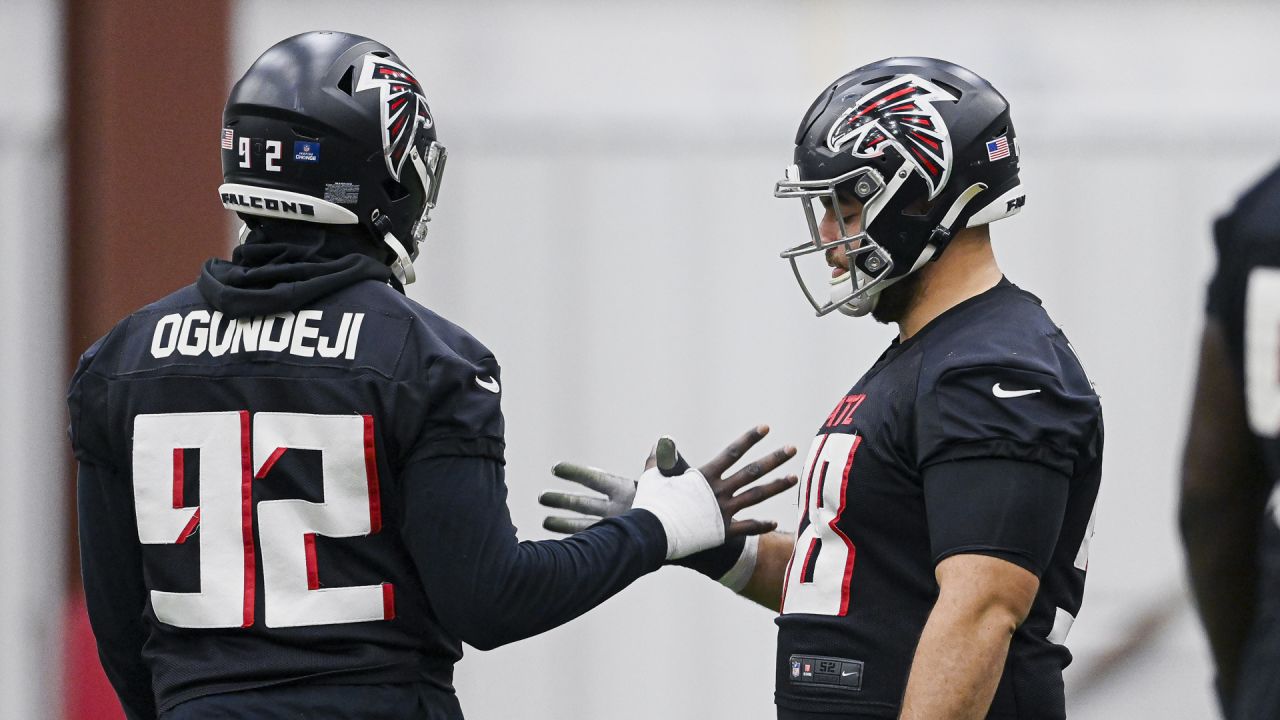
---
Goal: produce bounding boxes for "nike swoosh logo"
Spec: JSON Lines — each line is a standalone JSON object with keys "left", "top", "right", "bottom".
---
{"left": 992, "top": 383, "right": 1039, "bottom": 399}
{"left": 475, "top": 375, "right": 500, "bottom": 393}
{"left": 842, "top": 670, "right": 858, "bottom": 677}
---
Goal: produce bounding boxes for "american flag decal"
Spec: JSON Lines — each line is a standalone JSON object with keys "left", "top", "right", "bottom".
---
{"left": 986, "top": 135, "right": 1010, "bottom": 161}
{"left": 221, "top": 128, "right": 235, "bottom": 150}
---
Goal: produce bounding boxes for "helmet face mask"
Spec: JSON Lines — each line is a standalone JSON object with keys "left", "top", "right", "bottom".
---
{"left": 776, "top": 165, "right": 898, "bottom": 317}
{"left": 775, "top": 58, "right": 1026, "bottom": 317}
{"left": 219, "top": 32, "right": 447, "bottom": 285}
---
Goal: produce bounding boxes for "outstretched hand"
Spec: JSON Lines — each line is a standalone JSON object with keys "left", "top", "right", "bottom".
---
{"left": 541, "top": 425, "right": 798, "bottom": 539}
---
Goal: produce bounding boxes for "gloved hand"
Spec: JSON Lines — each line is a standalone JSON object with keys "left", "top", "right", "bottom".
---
{"left": 541, "top": 426, "right": 797, "bottom": 561}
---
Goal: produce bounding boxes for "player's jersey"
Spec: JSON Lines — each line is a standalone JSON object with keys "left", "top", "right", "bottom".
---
{"left": 68, "top": 263, "right": 504, "bottom": 713}
{"left": 774, "top": 279, "right": 1103, "bottom": 719}
{"left": 1207, "top": 165, "right": 1280, "bottom": 718}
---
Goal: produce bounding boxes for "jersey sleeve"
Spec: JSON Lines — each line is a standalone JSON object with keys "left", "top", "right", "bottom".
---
{"left": 68, "top": 333, "right": 116, "bottom": 467}
{"left": 399, "top": 453, "right": 667, "bottom": 650}
{"left": 1207, "top": 211, "right": 1246, "bottom": 324}
{"left": 916, "top": 362, "right": 1100, "bottom": 476}
{"left": 402, "top": 351, "right": 506, "bottom": 465}
{"left": 923, "top": 457, "right": 1069, "bottom": 575}
{"left": 77, "top": 461, "right": 156, "bottom": 719}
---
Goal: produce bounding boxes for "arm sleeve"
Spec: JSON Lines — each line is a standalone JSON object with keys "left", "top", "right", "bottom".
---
{"left": 400, "top": 454, "right": 668, "bottom": 651}
{"left": 77, "top": 461, "right": 156, "bottom": 720}
{"left": 924, "top": 457, "right": 1070, "bottom": 575}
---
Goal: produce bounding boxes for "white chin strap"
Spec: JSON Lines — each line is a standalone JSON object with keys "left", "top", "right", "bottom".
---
{"left": 830, "top": 271, "right": 875, "bottom": 317}
{"left": 383, "top": 230, "right": 417, "bottom": 285}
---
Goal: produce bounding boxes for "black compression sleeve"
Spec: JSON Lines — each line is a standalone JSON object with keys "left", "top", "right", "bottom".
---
{"left": 77, "top": 462, "right": 157, "bottom": 720}
{"left": 673, "top": 536, "right": 745, "bottom": 579}
{"left": 400, "top": 454, "right": 667, "bottom": 650}
{"left": 923, "top": 457, "right": 1069, "bottom": 576}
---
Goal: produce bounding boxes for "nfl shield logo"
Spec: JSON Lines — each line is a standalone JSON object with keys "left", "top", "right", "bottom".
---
{"left": 791, "top": 660, "right": 801, "bottom": 678}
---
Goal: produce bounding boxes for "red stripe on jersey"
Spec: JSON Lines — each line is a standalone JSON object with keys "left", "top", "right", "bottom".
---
{"left": 239, "top": 410, "right": 256, "bottom": 628}
{"left": 304, "top": 533, "right": 319, "bottom": 590}
{"left": 172, "top": 448, "right": 185, "bottom": 508}
{"left": 382, "top": 583, "right": 396, "bottom": 620}
{"left": 256, "top": 446, "right": 286, "bottom": 480}
{"left": 175, "top": 509, "right": 200, "bottom": 545}
{"left": 832, "top": 435, "right": 862, "bottom": 615}
{"left": 799, "top": 538, "right": 819, "bottom": 584}
{"left": 780, "top": 434, "right": 830, "bottom": 614}
{"left": 364, "top": 415, "right": 382, "bottom": 533}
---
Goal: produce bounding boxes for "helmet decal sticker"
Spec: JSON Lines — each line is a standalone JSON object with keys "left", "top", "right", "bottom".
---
{"left": 826, "top": 74, "right": 956, "bottom": 199}
{"left": 355, "top": 54, "right": 434, "bottom": 183}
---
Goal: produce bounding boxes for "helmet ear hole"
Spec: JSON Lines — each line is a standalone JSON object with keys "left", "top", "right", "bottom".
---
{"left": 337, "top": 66, "right": 354, "bottom": 96}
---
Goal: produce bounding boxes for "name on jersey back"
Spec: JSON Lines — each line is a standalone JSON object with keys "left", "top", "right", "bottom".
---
{"left": 150, "top": 309, "right": 364, "bottom": 360}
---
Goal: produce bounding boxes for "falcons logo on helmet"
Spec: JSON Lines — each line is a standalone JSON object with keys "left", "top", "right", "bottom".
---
{"left": 826, "top": 74, "right": 956, "bottom": 199}
{"left": 355, "top": 54, "right": 434, "bottom": 183}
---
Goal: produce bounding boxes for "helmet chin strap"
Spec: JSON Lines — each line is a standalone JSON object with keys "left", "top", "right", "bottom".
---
{"left": 831, "top": 243, "right": 938, "bottom": 317}
{"left": 382, "top": 230, "right": 417, "bottom": 285}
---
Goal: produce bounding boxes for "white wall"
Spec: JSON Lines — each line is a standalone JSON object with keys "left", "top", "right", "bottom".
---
{"left": 0, "top": 3, "right": 66, "bottom": 719}
{"left": 238, "top": 2, "right": 1280, "bottom": 718}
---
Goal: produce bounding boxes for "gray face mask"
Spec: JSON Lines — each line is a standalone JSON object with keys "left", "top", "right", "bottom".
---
{"left": 774, "top": 164, "right": 902, "bottom": 317}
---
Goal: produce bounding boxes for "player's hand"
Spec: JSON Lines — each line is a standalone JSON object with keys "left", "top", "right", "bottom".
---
{"left": 541, "top": 426, "right": 797, "bottom": 557}
{"left": 679, "top": 425, "right": 798, "bottom": 538}
{"left": 540, "top": 464, "right": 637, "bottom": 534}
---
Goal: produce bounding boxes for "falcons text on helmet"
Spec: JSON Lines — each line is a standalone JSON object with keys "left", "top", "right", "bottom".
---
{"left": 825, "top": 74, "right": 957, "bottom": 199}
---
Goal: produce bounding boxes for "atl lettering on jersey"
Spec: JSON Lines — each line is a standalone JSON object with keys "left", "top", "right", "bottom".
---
{"left": 149, "top": 309, "right": 364, "bottom": 360}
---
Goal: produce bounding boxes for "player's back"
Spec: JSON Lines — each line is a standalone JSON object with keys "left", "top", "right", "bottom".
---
{"left": 69, "top": 267, "right": 504, "bottom": 715}
{"left": 1209, "top": 164, "right": 1280, "bottom": 718}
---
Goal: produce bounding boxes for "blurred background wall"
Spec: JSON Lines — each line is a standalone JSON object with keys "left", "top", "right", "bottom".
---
{"left": 5, "top": 1, "right": 1280, "bottom": 718}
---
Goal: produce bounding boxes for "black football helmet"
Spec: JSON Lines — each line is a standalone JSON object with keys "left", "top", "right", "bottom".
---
{"left": 775, "top": 57, "right": 1024, "bottom": 316}
{"left": 220, "top": 31, "right": 446, "bottom": 284}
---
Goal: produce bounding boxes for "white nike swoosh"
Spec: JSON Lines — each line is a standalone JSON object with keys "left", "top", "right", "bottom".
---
{"left": 842, "top": 670, "right": 858, "bottom": 677}
{"left": 475, "top": 375, "right": 500, "bottom": 393}
{"left": 992, "top": 383, "right": 1040, "bottom": 399}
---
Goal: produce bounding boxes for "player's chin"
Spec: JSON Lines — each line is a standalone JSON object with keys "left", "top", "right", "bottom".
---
{"left": 870, "top": 275, "right": 922, "bottom": 325}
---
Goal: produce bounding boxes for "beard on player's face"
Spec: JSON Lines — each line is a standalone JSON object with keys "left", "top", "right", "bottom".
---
{"left": 870, "top": 270, "right": 925, "bottom": 325}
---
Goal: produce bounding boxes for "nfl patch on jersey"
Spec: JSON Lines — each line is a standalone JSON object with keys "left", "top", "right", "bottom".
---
{"left": 788, "top": 655, "right": 863, "bottom": 691}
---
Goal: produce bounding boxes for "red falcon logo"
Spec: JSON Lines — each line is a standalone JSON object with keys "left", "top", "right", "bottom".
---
{"left": 826, "top": 74, "right": 957, "bottom": 199}
{"left": 355, "top": 54, "right": 434, "bottom": 182}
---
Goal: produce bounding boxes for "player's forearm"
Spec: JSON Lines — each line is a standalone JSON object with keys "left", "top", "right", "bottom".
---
{"left": 898, "top": 594, "right": 1018, "bottom": 720}
{"left": 1179, "top": 487, "right": 1262, "bottom": 698}
{"left": 403, "top": 455, "right": 667, "bottom": 650}
{"left": 739, "top": 531, "right": 793, "bottom": 611}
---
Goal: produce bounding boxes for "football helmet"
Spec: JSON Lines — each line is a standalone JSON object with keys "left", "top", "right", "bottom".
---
{"left": 775, "top": 57, "right": 1024, "bottom": 316}
{"left": 220, "top": 31, "right": 446, "bottom": 285}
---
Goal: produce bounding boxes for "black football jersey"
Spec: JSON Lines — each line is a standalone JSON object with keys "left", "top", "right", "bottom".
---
{"left": 774, "top": 279, "right": 1103, "bottom": 719}
{"left": 68, "top": 277, "right": 504, "bottom": 713}
{"left": 1207, "top": 165, "right": 1280, "bottom": 719}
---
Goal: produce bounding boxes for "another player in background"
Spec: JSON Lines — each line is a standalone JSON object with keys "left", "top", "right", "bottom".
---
{"left": 69, "top": 31, "right": 795, "bottom": 720}
{"left": 544, "top": 57, "right": 1103, "bottom": 719}
{"left": 1181, "top": 165, "right": 1280, "bottom": 719}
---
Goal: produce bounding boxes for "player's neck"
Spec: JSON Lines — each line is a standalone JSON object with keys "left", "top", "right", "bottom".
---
{"left": 896, "top": 228, "right": 1003, "bottom": 341}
